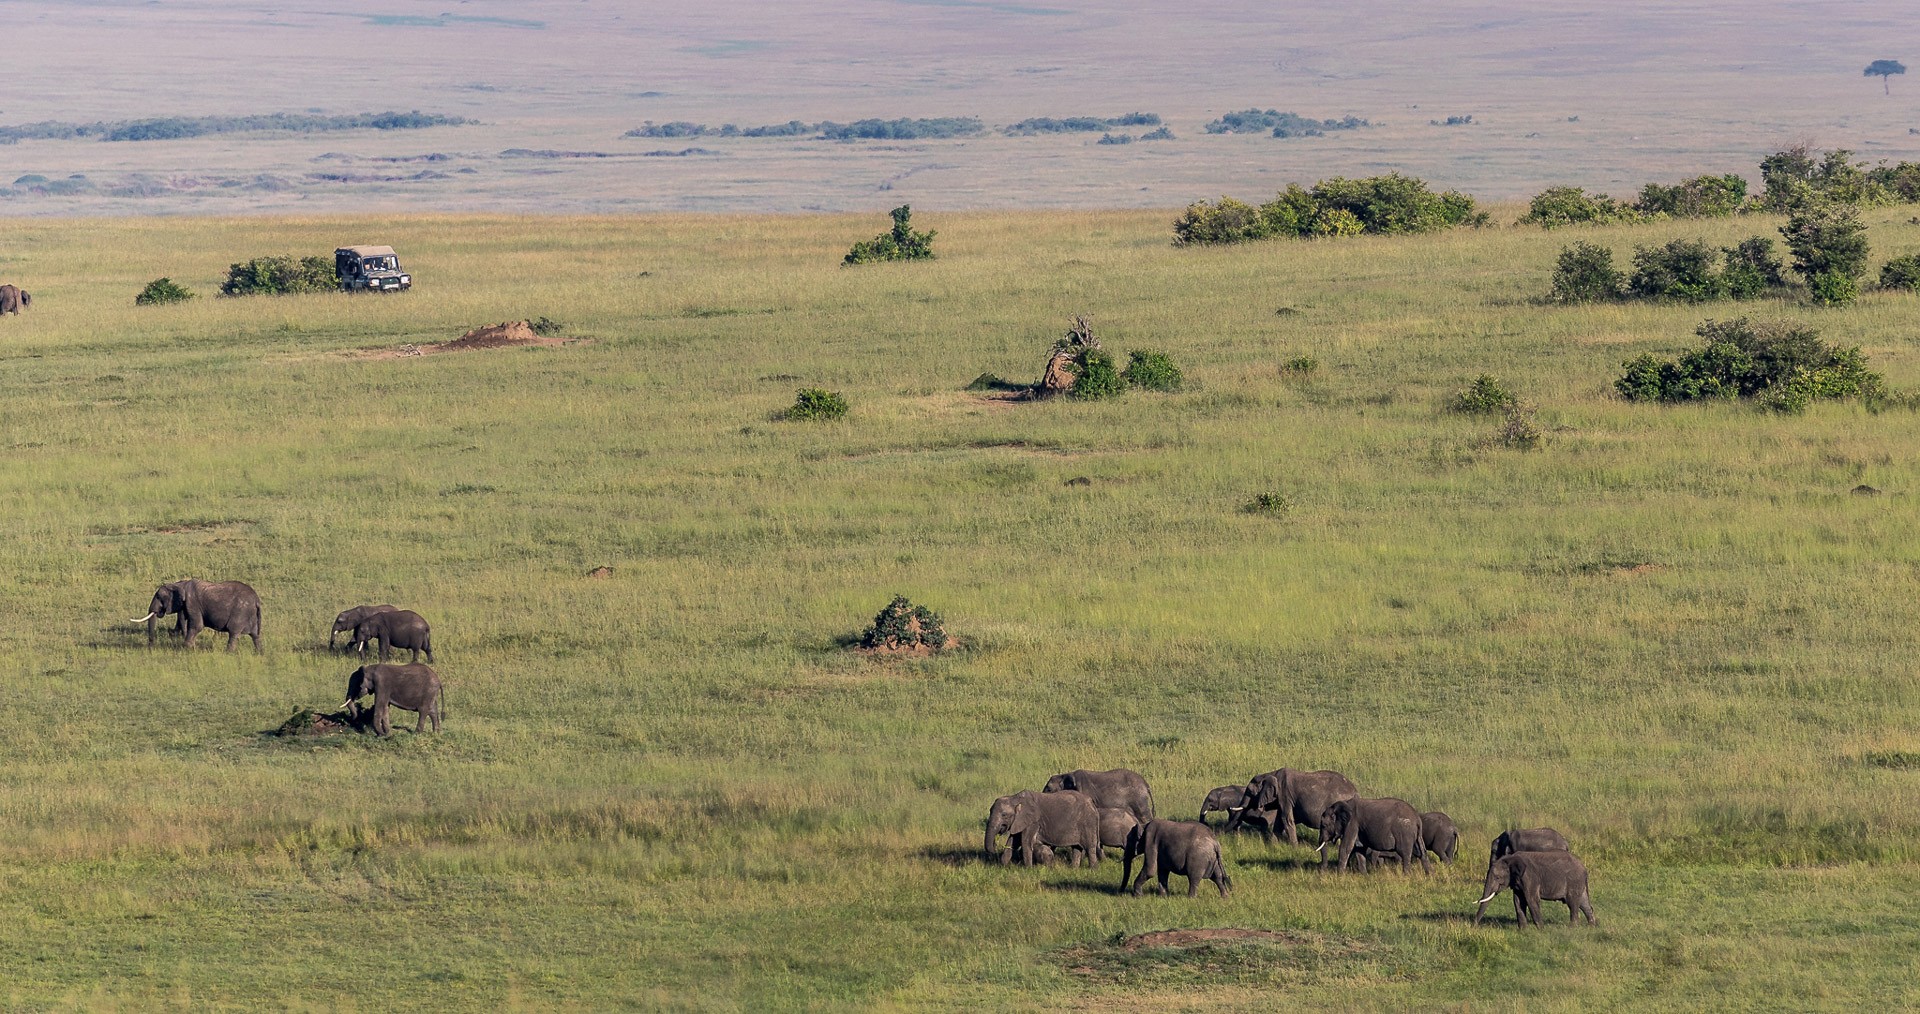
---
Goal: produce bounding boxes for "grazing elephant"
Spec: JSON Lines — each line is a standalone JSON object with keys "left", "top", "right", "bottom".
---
{"left": 1123, "top": 819, "right": 1231, "bottom": 898}
{"left": 1318, "top": 797, "right": 1431, "bottom": 873}
{"left": 1199, "top": 785, "right": 1252, "bottom": 827}
{"left": 1421, "top": 811, "right": 1460, "bottom": 863}
{"left": 1043, "top": 768, "right": 1154, "bottom": 823}
{"left": 330, "top": 604, "right": 396, "bottom": 649}
{"left": 1474, "top": 850, "right": 1596, "bottom": 927}
{"left": 343, "top": 663, "right": 442, "bottom": 736}
{"left": 131, "top": 579, "right": 261, "bottom": 651}
{"left": 985, "top": 790, "right": 1101, "bottom": 867}
{"left": 0, "top": 284, "right": 29, "bottom": 314}
{"left": 1229, "top": 768, "right": 1356, "bottom": 846}
{"left": 352, "top": 608, "right": 433, "bottom": 663}
{"left": 1490, "top": 827, "right": 1569, "bottom": 862}
{"left": 1097, "top": 806, "right": 1140, "bottom": 858}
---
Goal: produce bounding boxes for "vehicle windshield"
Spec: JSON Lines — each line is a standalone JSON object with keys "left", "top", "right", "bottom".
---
{"left": 362, "top": 256, "right": 397, "bottom": 272}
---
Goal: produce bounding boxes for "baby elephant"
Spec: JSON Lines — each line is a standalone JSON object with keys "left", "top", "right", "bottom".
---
{"left": 1474, "top": 850, "right": 1596, "bottom": 928}
{"left": 330, "top": 604, "right": 396, "bottom": 649}
{"left": 353, "top": 609, "right": 434, "bottom": 663}
{"left": 1199, "top": 785, "right": 1257, "bottom": 829}
{"left": 1420, "top": 811, "right": 1460, "bottom": 863}
{"left": 343, "top": 663, "right": 442, "bottom": 737}
{"left": 1097, "top": 806, "right": 1140, "bottom": 859}
{"left": 1124, "top": 819, "right": 1231, "bottom": 898}
{"left": 1490, "top": 827, "right": 1569, "bottom": 862}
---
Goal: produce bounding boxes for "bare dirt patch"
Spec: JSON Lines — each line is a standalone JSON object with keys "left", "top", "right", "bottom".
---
{"left": 354, "top": 320, "right": 591, "bottom": 359}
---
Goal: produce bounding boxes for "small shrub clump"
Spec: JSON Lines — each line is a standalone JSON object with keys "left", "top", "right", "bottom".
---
{"left": 1635, "top": 174, "right": 1748, "bottom": 218}
{"left": 1550, "top": 241, "right": 1625, "bottom": 302}
{"left": 1722, "top": 238, "right": 1787, "bottom": 299}
{"left": 219, "top": 255, "right": 336, "bottom": 296}
{"left": 1879, "top": 253, "right": 1920, "bottom": 291}
{"left": 784, "top": 388, "right": 849, "bottom": 421}
{"left": 1281, "top": 355, "right": 1319, "bottom": 376}
{"left": 1628, "top": 239, "right": 1726, "bottom": 302}
{"left": 1451, "top": 375, "right": 1514, "bottom": 413}
{"left": 1615, "top": 317, "right": 1882, "bottom": 410}
{"left": 844, "top": 205, "right": 936, "bottom": 264}
{"left": 1242, "top": 491, "right": 1296, "bottom": 516}
{"left": 1120, "top": 349, "right": 1183, "bottom": 391}
{"left": 1519, "top": 186, "right": 1645, "bottom": 228}
{"left": 859, "top": 595, "right": 949, "bottom": 652}
{"left": 134, "top": 277, "right": 194, "bottom": 305}
{"left": 1174, "top": 173, "right": 1482, "bottom": 244}
{"left": 1069, "top": 348, "right": 1127, "bottom": 400}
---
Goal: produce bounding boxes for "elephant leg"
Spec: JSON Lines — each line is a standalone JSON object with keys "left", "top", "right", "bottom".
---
{"left": 250, "top": 633, "right": 261, "bottom": 653}
{"left": 1281, "top": 810, "right": 1297, "bottom": 846}
{"left": 1187, "top": 873, "right": 1200, "bottom": 898}
{"left": 1526, "top": 888, "right": 1544, "bottom": 928}
{"left": 1512, "top": 893, "right": 1525, "bottom": 928}
{"left": 425, "top": 644, "right": 434, "bottom": 664}
{"left": 226, "top": 629, "right": 237, "bottom": 652}
{"left": 1156, "top": 870, "right": 1170, "bottom": 896}
{"left": 1579, "top": 893, "right": 1597, "bottom": 925}
{"left": 378, "top": 639, "right": 391, "bottom": 662}
{"left": 409, "top": 647, "right": 420, "bottom": 663}
{"left": 1418, "top": 843, "right": 1433, "bottom": 875}
{"left": 415, "top": 709, "right": 426, "bottom": 733}
{"left": 183, "top": 621, "right": 203, "bottom": 648}
{"left": 1566, "top": 899, "right": 1577, "bottom": 926}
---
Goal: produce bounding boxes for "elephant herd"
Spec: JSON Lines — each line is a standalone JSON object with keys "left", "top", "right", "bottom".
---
{"left": 127, "top": 578, "right": 443, "bottom": 736}
{"left": 985, "top": 765, "right": 1598, "bottom": 926}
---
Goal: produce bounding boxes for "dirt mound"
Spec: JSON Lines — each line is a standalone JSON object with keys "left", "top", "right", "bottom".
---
{"left": 355, "top": 320, "right": 588, "bottom": 359}
{"left": 270, "top": 707, "right": 369, "bottom": 737}
{"left": 1118, "top": 928, "right": 1297, "bottom": 950}
{"left": 586, "top": 566, "right": 613, "bottom": 579}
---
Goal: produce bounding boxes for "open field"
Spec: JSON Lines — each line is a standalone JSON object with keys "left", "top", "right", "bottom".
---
{"left": 2, "top": 207, "right": 1920, "bottom": 1010}
{"left": 3, "top": 0, "right": 1919, "bottom": 214}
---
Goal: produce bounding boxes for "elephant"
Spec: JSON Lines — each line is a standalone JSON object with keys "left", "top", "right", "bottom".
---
{"left": 1043, "top": 768, "right": 1153, "bottom": 823}
{"left": 1473, "top": 850, "right": 1596, "bottom": 927}
{"left": 1123, "top": 819, "right": 1231, "bottom": 898}
{"left": 985, "top": 790, "right": 1101, "bottom": 867}
{"left": 330, "top": 604, "right": 396, "bottom": 649}
{"left": 1228, "top": 768, "right": 1356, "bottom": 846}
{"left": 1317, "top": 797, "right": 1431, "bottom": 873}
{"left": 343, "top": 663, "right": 442, "bottom": 736}
{"left": 1097, "top": 806, "right": 1140, "bottom": 858}
{"left": 130, "top": 579, "right": 261, "bottom": 651}
{"left": 1490, "top": 827, "right": 1569, "bottom": 862}
{"left": 1421, "top": 811, "right": 1460, "bottom": 863}
{"left": 0, "top": 284, "right": 30, "bottom": 314}
{"left": 351, "top": 608, "right": 433, "bottom": 663}
{"left": 1199, "top": 785, "right": 1259, "bottom": 830}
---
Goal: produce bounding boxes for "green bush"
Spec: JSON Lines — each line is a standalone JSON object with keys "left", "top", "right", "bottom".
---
{"left": 1635, "top": 174, "right": 1748, "bottom": 218}
{"left": 1174, "top": 173, "right": 1482, "bottom": 244}
{"left": 1615, "top": 317, "right": 1881, "bottom": 405}
{"left": 858, "top": 595, "right": 948, "bottom": 652}
{"left": 784, "top": 388, "right": 849, "bottom": 421}
{"left": 1068, "top": 349, "right": 1127, "bottom": 400}
{"left": 844, "top": 205, "right": 936, "bottom": 264}
{"left": 1139, "top": 126, "right": 1175, "bottom": 141}
{"left": 1550, "top": 242, "right": 1624, "bottom": 302}
{"left": 1242, "top": 491, "right": 1295, "bottom": 516}
{"left": 1629, "top": 239, "right": 1727, "bottom": 301}
{"left": 1723, "top": 237, "right": 1787, "bottom": 299}
{"left": 218, "top": 255, "right": 336, "bottom": 296}
{"left": 1782, "top": 201, "right": 1869, "bottom": 282}
{"left": 1281, "top": 355, "right": 1319, "bottom": 375}
{"left": 1120, "top": 350, "right": 1183, "bottom": 391}
{"left": 1451, "top": 374, "right": 1514, "bottom": 413}
{"left": 1519, "top": 186, "right": 1644, "bottom": 228}
{"left": 1202, "top": 110, "right": 1367, "bottom": 135}
{"left": 817, "top": 118, "right": 981, "bottom": 140}
{"left": 1808, "top": 270, "right": 1860, "bottom": 307}
{"left": 1878, "top": 254, "right": 1920, "bottom": 291}
{"left": 133, "top": 277, "right": 194, "bottom": 305}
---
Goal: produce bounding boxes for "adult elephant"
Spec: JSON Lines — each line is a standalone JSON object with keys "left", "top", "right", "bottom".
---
{"left": 330, "top": 604, "right": 396, "bottom": 649}
{"left": 130, "top": 579, "right": 261, "bottom": 651}
{"left": 343, "top": 663, "right": 442, "bottom": 737}
{"left": 352, "top": 609, "right": 433, "bottom": 663}
{"left": 985, "top": 790, "right": 1101, "bottom": 867}
{"left": 1228, "top": 768, "right": 1356, "bottom": 846}
{"left": 1042, "top": 768, "right": 1153, "bottom": 823}
{"left": 1421, "top": 811, "right": 1460, "bottom": 863}
{"left": 1123, "top": 819, "right": 1231, "bottom": 898}
{"left": 1317, "top": 797, "right": 1430, "bottom": 873}
{"left": 1474, "top": 851, "right": 1595, "bottom": 927}
{"left": 1490, "top": 827, "right": 1569, "bottom": 862}
{"left": 1096, "top": 807, "right": 1140, "bottom": 859}
{"left": 0, "top": 285, "right": 29, "bottom": 314}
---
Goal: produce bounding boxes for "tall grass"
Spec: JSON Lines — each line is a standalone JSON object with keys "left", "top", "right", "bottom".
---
{"left": 0, "top": 209, "right": 1916, "bottom": 1009}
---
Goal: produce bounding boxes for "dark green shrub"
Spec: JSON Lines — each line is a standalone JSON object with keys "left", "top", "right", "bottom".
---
{"left": 844, "top": 205, "right": 936, "bottom": 264}
{"left": 1878, "top": 254, "right": 1920, "bottom": 291}
{"left": 1005, "top": 114, "right": 1158, "bottom": 134}
{"left": 1096, "top": 133, "right": 1132, "bottom": 145}
{"left": 1808, "top": 270, "right": 1860, "bottom": 307}
{"left": 1782, "top": 201, "right": 1869, "bottom": 282}
{"left": 1139, "top": 126, "right": 1175, "bottom": 141}
{"left": 1723, "top": 237, "right": 1786, "bottom": 298}
{"left": 784, "top": 388, "right": 849, "bottom": 420}
{"left": 1615, "top": 317, "right": 1882, "bottom": 404}
{"left": 1281, "top": 355, "right": 1319, "bottom": 375}
{"left": 1120, "top": 350, "right": 1182, "bottom": 391}
{"left": 1242, "top": 491, "right": 1295, "bottom": 515}
{"left": 528, "top": 316, "right": 564, "bottom": 335}
{"left": 859, "top": 595, "right": 949, "bottom": 652}
{"left": 1635, "top": 174, "right": 1748, "bottom": 217}
{"left": 218, "top": 255, "right": 336, "bottom": 296}
{"left": 1519, "top": 186, "right": 1643, "bottom": 228}
{"left": 1173, "top": 174, "right": 1481, "bottom": 244}
{"left": 1068, "top": 349, "right": 1127, "bottom": 400}
{"left": 1173, "top": 196, "right": 1265, "bottom": 245}
{"left": 817, "top": 117, "right": 982, "bottom": 140}
{"left": 1309, "top": 173, "right": 1483, "bottom": 234}
{"left": 624, "top": 121, "right": 708, "bottom": 138}
{"left": 1203, "top": 109, "right": 1367, "bottom": 135}
{"left": 1628, "top": 239, "right": 1726, "bottom": 301}
{"left": 134, "top": 277, "right": 194, "bottom": 305}
{"left": 1451, "top": 374, "right": 1513, "bottom": 413}
{"left": 1550, "top": 242, "right": 1624, "bottom": 302}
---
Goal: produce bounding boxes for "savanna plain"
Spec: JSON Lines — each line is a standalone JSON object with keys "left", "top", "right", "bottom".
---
{"left": 2, "top": 207, "right": 1919, "bottom": 1011}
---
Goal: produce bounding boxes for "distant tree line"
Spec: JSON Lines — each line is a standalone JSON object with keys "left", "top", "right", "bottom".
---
{"left": 624, "top": 117, "right": 985, "bottom": 140}
{"left": 0, "top": 111, "right": 468, "bottom": 144}
{"left": 1202, "top": 109, "right": 1369, "bottom": 137}
{"left": 1174, "top": 173, "right": 1486, "bottom": 244}
{"left": 1004, "top": 113, "right": 1159, "bottom": 135}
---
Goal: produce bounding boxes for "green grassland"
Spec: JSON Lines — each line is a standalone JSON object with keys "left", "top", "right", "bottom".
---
{"left": 2, "top": 208, "right": 1919, "bottom": 1011}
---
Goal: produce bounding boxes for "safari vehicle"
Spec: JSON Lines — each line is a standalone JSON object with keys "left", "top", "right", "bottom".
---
{"left": 334, "top": 245, "right": 412, "bottom": 292}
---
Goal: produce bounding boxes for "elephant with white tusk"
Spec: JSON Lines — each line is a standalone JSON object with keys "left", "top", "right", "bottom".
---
{"left": 1474, "top": 850, "right": 1595, "bottom": 927}
{"left": 133, "top": 579, "right": 261, "bottom": 652}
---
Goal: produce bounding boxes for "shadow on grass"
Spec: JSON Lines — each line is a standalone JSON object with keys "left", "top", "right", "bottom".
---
{"left": 1231, "top": 854, "right": 1332, "bottom": 873}
{"left": 918, "top": 844, "right": 1005, "bottom": 867}
{"left": 1039, "top": 878, "right": 1132, "bottom": 896}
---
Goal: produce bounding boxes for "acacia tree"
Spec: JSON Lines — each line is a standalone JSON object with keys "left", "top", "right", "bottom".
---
{"left": 1865, "top": 59, "right": 1906, "bottom": 95}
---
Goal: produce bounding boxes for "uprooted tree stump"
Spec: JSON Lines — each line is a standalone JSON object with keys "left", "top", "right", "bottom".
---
{"left": 1027, "top": 314, "right": 1103, "bottom": 399}
{"left": 270, "top": 706, "right": 373, "bottom": 737}
{"left": 856, "top": 595, "right": 951, "bottom": 655}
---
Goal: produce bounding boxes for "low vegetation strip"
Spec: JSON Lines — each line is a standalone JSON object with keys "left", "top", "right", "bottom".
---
{"left": 0, "top": 111, "right": 469, "bottom": 144}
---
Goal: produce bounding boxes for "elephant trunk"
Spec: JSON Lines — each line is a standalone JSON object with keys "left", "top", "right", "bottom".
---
{"left": 985, "top": 823, "right": 1000, "bottom": 859}
{"left": 146, "top": 614, "right": 156, "bottom": 645}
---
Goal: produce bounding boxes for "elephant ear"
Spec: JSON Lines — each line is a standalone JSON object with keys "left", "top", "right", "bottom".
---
{"left": 1007, "top": 802, "right": 1033, "bottom": 836}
